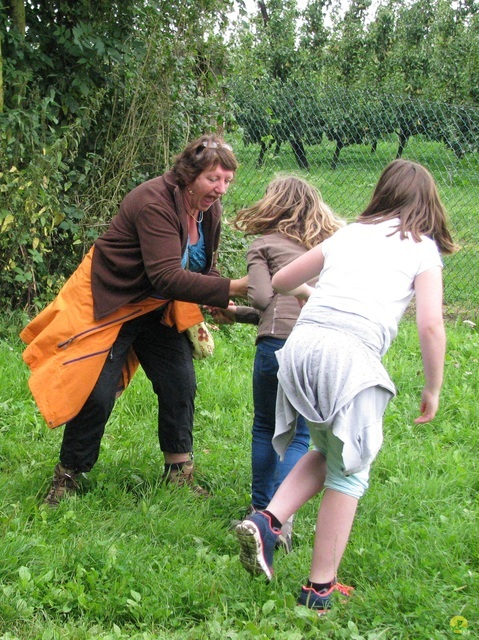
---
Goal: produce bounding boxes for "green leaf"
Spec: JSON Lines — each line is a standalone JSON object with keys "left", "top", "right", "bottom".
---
{"left": 18, "top": 566, "right": 31, "bottom": 583}
{"left": 262, "top": 599, "right": 275, "bottom": 614}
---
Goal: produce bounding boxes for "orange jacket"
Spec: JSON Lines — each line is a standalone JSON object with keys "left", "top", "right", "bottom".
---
{"left": 20, "top": 249, "right": 203, "bottom": 428}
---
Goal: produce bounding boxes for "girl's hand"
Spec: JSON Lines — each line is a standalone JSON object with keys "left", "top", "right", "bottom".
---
{"left": 292, "top": 284, "right": 315, "bottom": 303}
{"left": 272, "top": 245, "right": 324, "bottom": 293}
{"left": 414, "top": 388, "right": 440, "bottom": 423}
{"left": 207, "top": 302, "right": 237, "bottom": 324}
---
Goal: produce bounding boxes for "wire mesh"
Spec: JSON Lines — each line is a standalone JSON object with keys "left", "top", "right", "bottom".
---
{"left": 226, "top": 81, "right": 479, "bottom": 318}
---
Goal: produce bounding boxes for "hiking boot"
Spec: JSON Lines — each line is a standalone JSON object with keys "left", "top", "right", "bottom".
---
{"left": 235, "top": 511, "right": 280, "bottom": 580}
{"left": 297, "top": 582, "right": 354, "bottom": 615}
{"left": 276, "top": 516, "right": 293, "bottom": 554}
{"left": 44, "top": 463, "right": 80, "bottom": 507}
{"left": 162, "top": 460, "right": 210, "bottom": 497}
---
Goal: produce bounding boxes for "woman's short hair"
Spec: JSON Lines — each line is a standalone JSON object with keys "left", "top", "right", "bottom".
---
{"left": 172, "top": 134, "right": 238, "bottom": 187}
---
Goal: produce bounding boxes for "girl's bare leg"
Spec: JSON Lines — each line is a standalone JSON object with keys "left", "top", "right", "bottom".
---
{"left": 309, "top": 488, "right": 358, "bottom": 583}
{"left": 266, "top": 450, "right": 326, "bottom": 524}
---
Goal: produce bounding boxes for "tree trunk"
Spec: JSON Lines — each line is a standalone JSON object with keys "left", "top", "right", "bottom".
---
{"left": 290, "top": 137, "right": 309, "bottom": 170}
{"left": 8, "top": 0, "right": 26, "bottom": 35}
{"left": 0, "top": 32, "right": 3, "bottom": 113}
{"left": 6, "top": 0, "right": 26, "bottom": 109}
{"left": 331, "top": 140, "right": 343, "bottom": 170}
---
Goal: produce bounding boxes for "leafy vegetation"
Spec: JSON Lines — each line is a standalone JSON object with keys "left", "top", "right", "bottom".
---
{"left": 1, "top": 0, "right": 479, "bottom": 313}
{"left": 0, "top": 314, "right": 478, "bottom": 638}
{"left": 1, "top": 0, "right": 236, "bottom": 308}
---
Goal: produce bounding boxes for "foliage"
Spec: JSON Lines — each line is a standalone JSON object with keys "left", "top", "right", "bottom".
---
{"left": 2, "top": 1, "right": 138, "bottom": 162}
{"left": 0, "top": 315, "right": 478, "bottom": 638}
{"left": 0, "top": 0, "right": 236, "bottom": 310}
{"left": 230, "top": 77, "right": 479, "bottom": 166}
{"left": 1, "top": 0, "right": 479, "bottom": 313}
{"left": 0, "top": 109, "right": 97, "bottom": 308}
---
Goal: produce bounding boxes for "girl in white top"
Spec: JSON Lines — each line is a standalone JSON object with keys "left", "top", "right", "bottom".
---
{"left": 235, "top": 159, "right": 458, "bottom": 615}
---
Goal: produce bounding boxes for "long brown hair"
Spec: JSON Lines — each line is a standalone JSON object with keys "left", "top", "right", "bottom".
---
{"left": 233, "top": 174, "right": 343, "bottom": 250}
{"left": 172, "top": 133, "right": 238, "bottom": 188}
{"left": 358, "top": 159, "right": 458, "bottom": 255}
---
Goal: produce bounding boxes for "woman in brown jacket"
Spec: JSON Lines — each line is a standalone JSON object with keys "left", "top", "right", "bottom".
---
{"left": 22, "top": 134, "right": 247, "bottom": 506}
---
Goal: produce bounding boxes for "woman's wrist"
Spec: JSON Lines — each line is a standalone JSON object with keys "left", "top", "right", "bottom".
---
{"left": 229, "top": 275, "right": 248, "bottom": 299}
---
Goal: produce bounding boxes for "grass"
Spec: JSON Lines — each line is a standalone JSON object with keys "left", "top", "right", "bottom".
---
{"left": 0, "top": 314, "right": 478, "bottom": 639}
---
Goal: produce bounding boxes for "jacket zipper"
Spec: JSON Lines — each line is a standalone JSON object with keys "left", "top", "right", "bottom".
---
{"left": 62, "top": 347, "right": 112, "bottom": 366}
{"left": 57, "top": 308, "right": 145, "bottom": 349}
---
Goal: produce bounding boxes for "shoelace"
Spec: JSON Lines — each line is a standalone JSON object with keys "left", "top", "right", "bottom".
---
{"left": 333, "top": 582, "right": 354, "bottom": 596}
{"left": 306, "top": 582, "right": 354, "bottom": 598}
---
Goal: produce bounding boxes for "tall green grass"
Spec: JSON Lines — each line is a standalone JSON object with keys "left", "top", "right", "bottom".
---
{"left": 0, "top": 316, "right": 477, "bottom": 639}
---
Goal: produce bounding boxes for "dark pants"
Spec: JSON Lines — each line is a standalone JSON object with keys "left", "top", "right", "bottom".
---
{"left": 60, "top": 307, "right": 196, "bottom": 472}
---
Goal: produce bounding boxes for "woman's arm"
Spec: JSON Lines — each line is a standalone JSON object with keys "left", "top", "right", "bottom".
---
{"left": 413, "top": 266, "right": 446, "bottom": 424}
{"left": 272, "top": 245, "right": 325, "bottom": 294}
{"left": 228, "top": 275, "right": 248, "bottom": 299}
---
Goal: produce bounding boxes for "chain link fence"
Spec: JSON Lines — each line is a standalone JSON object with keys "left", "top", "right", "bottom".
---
{"left": 225, "top": 80, "right": 479, "bottom": 319}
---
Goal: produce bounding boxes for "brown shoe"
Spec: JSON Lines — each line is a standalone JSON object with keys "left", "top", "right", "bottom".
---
{"left": 162, "top": 460, "right": 210, "bottom": 497}
{"left": 44, "top": 463, "right": 80, "bottom": 507}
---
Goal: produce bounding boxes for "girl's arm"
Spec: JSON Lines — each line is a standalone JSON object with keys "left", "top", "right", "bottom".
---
{"left": 413, "top": 266, "right": 446, "bottom": 424}
{"left": 247, "top": 242, "right": 276, "bottom": 311}
{"left": 272, "top": 245, "right": 325, "bottom": 294}
{"left": 207, "top": 303, "right": 260, "bottom": 326}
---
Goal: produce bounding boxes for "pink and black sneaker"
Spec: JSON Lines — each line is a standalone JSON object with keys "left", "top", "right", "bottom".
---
{"left": 235, "top": 511, "right": 280, "bottom": 580}
{"left": 297, "top": 582, "right": 354, "bottom": 615}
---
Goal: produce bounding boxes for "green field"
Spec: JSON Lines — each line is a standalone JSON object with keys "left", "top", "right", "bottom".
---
{"left": 1, "top": 315, "right": 478, "bottom": 639}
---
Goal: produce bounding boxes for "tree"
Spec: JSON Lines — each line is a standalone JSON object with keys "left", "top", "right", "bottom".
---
{"left": 429, "top": 0, "right": 479, "bottom": 104}
{"left": 229, "top": 0, "right": 314, "bottom": 168}
{"left": 1, "top": 0, "right": 26, "bottom": 113}
{"left": 391, "top": 0, "right": 435, "bottom": 96}
{"left": 364, "top": 2, "right": 398, "bottom": 91}
{"left": 0, "top": 0, "right": 237, "bottom": 309}
{"left": 327, "top": 0, "right": 371, "bottom": 87}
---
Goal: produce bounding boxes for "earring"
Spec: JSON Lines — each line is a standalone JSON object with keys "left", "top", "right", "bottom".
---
{"left": 187, "top": 188, "right": 194, "bottom": 195}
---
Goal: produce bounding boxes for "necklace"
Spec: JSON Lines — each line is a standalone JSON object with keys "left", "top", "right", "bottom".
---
{"left": 187, "top": 209, "right": 204, "bottom": 224}
{"left": 184, "top": 188, "right": 203, "bottom": 224}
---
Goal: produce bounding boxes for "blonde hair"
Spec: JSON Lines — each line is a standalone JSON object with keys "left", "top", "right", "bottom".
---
{"left": 233, "top": 175, "right": 343, "bottom": 249}
{"left": 358, "top": 159, "right": 458, "bottom": 255}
